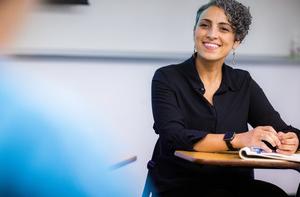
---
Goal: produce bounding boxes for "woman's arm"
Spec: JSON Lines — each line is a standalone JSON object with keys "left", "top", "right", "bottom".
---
{"left": 193, "top": 126, "right": 281, "bottom": 153}
{"left": 152, "top": 69, "right": 209, "bottom": 151}
{"left": 247, "top": 78, "right": 299, "bottom": 154}
{"left": 194, "top": 76, "right": 299, "bottom": 153}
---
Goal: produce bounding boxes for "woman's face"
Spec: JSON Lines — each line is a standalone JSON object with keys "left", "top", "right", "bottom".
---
{"left": 194, "top": 6, "right": 239, "bottom": 63}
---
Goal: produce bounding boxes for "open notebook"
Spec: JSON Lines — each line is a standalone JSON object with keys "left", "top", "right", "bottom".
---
{"left": 239, "top": 147, "right": 300, "bottom": 163}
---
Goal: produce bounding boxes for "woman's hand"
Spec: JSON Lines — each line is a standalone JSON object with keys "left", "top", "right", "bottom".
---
{"left": 234, "top": 126, "right": 281, "bottom": 152}
{"left": 276, "top": 132, "right": 299, "bottom": 155}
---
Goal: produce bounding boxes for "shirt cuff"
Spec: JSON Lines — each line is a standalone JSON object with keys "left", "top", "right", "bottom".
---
{"left": 184, "top": 129, "right": 208, "bottom": 151}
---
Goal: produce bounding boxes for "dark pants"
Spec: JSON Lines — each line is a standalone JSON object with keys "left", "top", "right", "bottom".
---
{"left": 152, "top": 179, "right": 288, "bottom": 197}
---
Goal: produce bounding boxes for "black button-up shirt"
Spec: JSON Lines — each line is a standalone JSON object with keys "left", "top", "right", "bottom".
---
{"left": 150, "top": 56, "right": 300, "bottom": 192}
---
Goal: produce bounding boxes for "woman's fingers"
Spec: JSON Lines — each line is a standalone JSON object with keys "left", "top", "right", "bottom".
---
{"left": 280, "top": 132, "right": 297, "bottom": 139}
{"left": 278, "top": 132, "right": 298, "bottom": 146}
{"left": 277, "top": 132, "right": 299, "bottom": 154}
{"left": 280, "top": 138, "right": 297, "bottom": 145}
{"left": 250, "top": 128, "right": 298, "bottom": 154}
{"left": 257, "top": 127, "right": 281, "bottom": 147}
{"left": 276, "top": 148, "right": 294, "bottom": 155}
{"left": 277, "top": 143, "right": 296, "bottom": 151}
{"left": 259, "top": 141, "right": 272, "bottom": 153}
{"left": 261, "top": 126, "right": 277, "bottom": 134}
{"left": 260, "top": 133, "right": 280, "bottom": 147}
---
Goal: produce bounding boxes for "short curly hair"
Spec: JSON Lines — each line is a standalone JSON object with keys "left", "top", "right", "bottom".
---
{"left": 194, "top": 0, "right": 252, "bottom": 42}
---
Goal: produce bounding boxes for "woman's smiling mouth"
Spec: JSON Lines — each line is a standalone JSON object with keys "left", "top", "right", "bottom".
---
{"left": 203, "top": 42, "right": 220, "bottom": 50}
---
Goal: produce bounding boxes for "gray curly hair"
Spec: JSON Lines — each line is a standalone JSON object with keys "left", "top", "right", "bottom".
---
{"left": 194, "top": 0, "right": 252, "bottom": 42}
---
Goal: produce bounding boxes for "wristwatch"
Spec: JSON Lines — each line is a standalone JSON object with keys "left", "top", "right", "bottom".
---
{"left": 223, "top": 131, "right": 237, "bottom": 151}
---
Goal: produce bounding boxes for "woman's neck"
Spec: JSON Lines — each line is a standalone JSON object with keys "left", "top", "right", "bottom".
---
{"left": 195, "top": 57, "right": 223, "bottom": 85}
{"left": 195, "top": 56, "right": 224, "bottom": 105}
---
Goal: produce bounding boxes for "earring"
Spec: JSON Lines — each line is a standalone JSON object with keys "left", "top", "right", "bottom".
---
{"left": 194, "top": 47, "right": 197, "bottom": 53}
{"left": 193, "top": 47, "right": 197, "bottom": 57}
{"left": 232, "top": 50, "right": 236, "bottom": 65}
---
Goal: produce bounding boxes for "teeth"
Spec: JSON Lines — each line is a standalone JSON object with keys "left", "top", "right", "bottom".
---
{"left": 204, "top": 43, "right": 219, "bottom": 49}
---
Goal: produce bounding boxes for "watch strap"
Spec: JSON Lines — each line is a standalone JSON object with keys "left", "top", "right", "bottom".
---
{"left": 224, "top": 131, "right": 238, "bottom": 151}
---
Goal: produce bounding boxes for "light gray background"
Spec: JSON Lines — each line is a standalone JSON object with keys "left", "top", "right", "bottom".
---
{"left": 9, "top": 0, "right": 300, "bottom": 196}
{"left": 14, "top": 0, "right": 300, "bottom": 56}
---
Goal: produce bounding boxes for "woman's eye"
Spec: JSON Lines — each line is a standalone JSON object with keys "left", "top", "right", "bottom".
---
{"left": 199, "top": 23, "right": 209, "bottom": 28}
{"left": 220, "top": 26, "right": 232, "bottom": 32}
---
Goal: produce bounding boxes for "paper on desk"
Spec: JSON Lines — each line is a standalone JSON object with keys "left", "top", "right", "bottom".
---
{"left": 239, "top": 147, "right": 300, "bottom": 163}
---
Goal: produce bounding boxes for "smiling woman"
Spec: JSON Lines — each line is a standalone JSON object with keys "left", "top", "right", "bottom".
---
{"left": 145, "top": 0, "right": 300, "bottom": 196}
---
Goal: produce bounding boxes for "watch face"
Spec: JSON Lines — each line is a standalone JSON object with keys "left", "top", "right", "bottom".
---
{"left": 224, "top": 131, "right": 235, "bottom": 141}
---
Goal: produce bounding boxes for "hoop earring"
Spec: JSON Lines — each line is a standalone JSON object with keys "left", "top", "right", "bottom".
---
{"left": 232, "top": 50, "right": 236, "bottom": 65}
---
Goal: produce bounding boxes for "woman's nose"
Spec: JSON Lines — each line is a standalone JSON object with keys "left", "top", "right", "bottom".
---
{"left": 207, "top": 27, "right": 218, "bottom": 39}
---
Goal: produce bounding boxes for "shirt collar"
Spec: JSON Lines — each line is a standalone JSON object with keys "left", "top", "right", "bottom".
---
{"left": 178, "top": 55, "right": 240, "bottom": 93}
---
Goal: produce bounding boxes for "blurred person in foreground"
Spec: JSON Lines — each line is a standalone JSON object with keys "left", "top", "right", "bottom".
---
{"left": 0, "top": 1, "right": 131, "bottom": 196}
{"left": 146, "top": 0, "right": 299, "bottom": 196}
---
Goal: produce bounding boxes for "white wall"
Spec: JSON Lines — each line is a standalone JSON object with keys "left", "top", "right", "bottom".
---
{"left": 13, "top": 0, "right": 300, "bottom": 56}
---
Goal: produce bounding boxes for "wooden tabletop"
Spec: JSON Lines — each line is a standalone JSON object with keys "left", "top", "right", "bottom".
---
{"left": 175, "top": 150, "right": 300, "bottom": 170}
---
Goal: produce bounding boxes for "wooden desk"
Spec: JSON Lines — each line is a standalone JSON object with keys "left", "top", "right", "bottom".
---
{"left": 175, "top": 150, "right": 300, "bottom": 196}
{"left": 175, "top": 150, "right": 300, "bottom": 170}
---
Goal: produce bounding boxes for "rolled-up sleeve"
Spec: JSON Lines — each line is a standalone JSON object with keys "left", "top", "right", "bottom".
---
{"left": 151, "top": 69, "right": 207, "bottom": 151}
